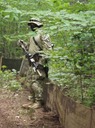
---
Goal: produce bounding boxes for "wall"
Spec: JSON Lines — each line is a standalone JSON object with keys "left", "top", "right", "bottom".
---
{"left": 45, "top": 81, "right": 95, "bottom": 128}
{"left": 1, "top": 58, "right": 22, "bottom": 71}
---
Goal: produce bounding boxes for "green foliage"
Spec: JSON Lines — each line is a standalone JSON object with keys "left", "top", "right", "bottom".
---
{"left": 0, "top": 70, "right": 21, "bottom": 91}
{"left": 0, "top": 0, "right": 95, "bottom": 107}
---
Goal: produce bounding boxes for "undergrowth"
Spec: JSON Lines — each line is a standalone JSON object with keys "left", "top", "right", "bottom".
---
{"left": 0, "top": 69, "right": 22, "bottom": 91}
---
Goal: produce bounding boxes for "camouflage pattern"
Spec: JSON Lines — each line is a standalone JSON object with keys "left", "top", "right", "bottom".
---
{"left": 25, "top": 32, "right": 51, "bottom": 102}
{"left": 25, "top": 66, "right": 47, "bottom": 103}
{"left": 19, "top": 19, "right": 53, "bottom": 103}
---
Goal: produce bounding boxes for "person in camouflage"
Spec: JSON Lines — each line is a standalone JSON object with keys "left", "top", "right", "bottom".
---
{"left": 22, "top": 18, "right": 53, "bottom": 104}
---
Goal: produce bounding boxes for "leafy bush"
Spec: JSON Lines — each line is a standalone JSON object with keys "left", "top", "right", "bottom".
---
{"left": 0, "top": 0, "right": 95, "bottom": 107}
{"left": 0, "top": 70, "right": 21, "bottom": 91}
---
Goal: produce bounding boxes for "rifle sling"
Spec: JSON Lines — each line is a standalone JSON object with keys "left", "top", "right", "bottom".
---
{"left": 33, "top": 37, "right": 42, "bottom": 51}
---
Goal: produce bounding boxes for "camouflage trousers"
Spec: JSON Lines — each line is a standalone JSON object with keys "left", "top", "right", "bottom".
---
{"left": 25, "top": 66, "right": 46, "bottom": 103}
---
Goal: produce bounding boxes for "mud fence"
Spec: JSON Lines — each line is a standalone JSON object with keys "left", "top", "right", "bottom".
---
{"left": 45, "top": 82, "right": 95, "bottom": 128}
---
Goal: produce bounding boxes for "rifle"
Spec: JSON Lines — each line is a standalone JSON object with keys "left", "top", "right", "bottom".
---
{"left": 17, "top": 40, "right": 44, "bottom": 76}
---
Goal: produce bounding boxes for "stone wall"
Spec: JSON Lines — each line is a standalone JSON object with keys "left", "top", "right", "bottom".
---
{"left": 45, "top": 81, "right": 95, "bottom": 128}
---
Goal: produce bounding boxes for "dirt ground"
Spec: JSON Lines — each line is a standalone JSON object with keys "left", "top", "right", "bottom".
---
{"left": 0, "top": 87, "right": 63, "bottom": 128}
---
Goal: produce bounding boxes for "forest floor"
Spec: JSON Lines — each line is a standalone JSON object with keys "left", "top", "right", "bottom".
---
{"left": 0, "top": 86, "right": 63, "bottom": 128}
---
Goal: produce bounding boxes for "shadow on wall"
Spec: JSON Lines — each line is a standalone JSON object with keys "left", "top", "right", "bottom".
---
{"left": 1, "top": 58, "right": 22, "bottom": 71}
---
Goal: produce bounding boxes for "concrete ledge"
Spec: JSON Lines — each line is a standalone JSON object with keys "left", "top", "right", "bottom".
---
{"left": 45, "top": 81, "right": 94, "bottom": 128}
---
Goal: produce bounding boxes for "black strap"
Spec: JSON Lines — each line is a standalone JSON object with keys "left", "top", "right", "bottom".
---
{"left": 33, "top": 37, "right": 42, "bottom": 50}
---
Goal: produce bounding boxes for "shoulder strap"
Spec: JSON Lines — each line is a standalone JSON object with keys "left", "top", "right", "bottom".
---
{"left": 33, "top": 37, "right": 42, "bottom": 51}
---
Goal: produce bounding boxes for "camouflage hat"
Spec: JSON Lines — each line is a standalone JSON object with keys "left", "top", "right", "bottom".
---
{"left": 28, "top": 18, "right": 43, "bottom": 31}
